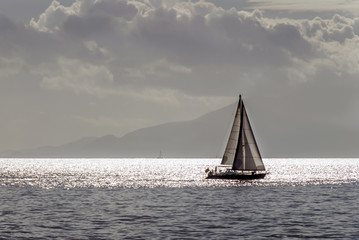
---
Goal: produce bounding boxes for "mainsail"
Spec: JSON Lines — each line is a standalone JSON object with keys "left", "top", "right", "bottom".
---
{"left": 221, "top": 97, "right": 242, "bottom": 165}
{"left": 221, "top": 95, "right": 265, "bottom": 171}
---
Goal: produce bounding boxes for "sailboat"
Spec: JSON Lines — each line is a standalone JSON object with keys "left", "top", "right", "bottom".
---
{"left": 206, "top": 95, "right": 267, "bottom": 179}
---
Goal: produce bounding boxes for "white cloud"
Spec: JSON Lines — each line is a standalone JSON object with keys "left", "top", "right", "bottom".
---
{"left": 299, "top": 15, "right": 359, "bottom": 75}
{"left": 29, "top": 0, "right": 138, "bottom": 33}
{"left": 247, "top": 0, "right": 359, "bottom": 13}
{"left": 41, "top": 57, "right": 114, "bottom": 97}
{"left": 29, "top": 0, "right": 79, "bottom": 32}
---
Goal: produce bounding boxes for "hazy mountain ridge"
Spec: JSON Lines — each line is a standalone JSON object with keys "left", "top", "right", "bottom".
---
{"left": 1, "top": 104, "right": 236, "bottom": 158}
{"left": 4, "top": 100, "right": 359, "bottom": 158}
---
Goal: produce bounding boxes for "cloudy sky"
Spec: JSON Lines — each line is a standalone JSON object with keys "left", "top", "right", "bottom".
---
{"left": 1, "top": 0, "right": 359, "bottom": 155}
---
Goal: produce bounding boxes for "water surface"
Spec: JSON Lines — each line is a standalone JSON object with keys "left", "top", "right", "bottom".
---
{"left": 0, "top": 158, "right": 358, "bottom": 239}
{"left": 1, "top": 158, "right": 358, "bottom": 188}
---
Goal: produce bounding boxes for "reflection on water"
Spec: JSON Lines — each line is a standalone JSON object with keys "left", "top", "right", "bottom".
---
{"left": 0, "top": 158, "right": 358, "bottom": 188}
{"left": 1, "top": 158, "right": 359, "bottom": 239}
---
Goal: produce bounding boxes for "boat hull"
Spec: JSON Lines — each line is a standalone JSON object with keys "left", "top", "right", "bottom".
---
{"left": 206, "top": 173, "right": 266, "bottom": 180}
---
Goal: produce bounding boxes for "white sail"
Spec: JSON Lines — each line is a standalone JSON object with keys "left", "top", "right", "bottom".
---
{"left": 221, "top": 98, "right": 242, "bottom": 166}
{"left": 233, "top": 105, "right": 265, "bottom": 171}
{"left": 221, "top": 96, "right": 265, "bottom": 171}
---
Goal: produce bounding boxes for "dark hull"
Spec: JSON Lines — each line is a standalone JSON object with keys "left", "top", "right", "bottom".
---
{"left": 206, "top": 173, "right": 266, "bottom": 180}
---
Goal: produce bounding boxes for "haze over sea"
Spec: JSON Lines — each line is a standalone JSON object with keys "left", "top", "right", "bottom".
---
{"left": 1, "top": 158, "right": 358, "bottom": 239}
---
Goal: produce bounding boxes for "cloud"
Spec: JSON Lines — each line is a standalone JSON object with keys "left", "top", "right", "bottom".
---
{"left": 299, "top": 15, "right": 359, "bottom": 76}
{"left": 2, "top": 0, "right": 357, "bottom": 110}
{"left": 29, "top": 0, "right": 80, "bottom": 33}
{"left": 4, "top": 0, "right": 359, "bottom": 99}
{"left": 40, "top": 57, "right": 114, "bottom": 97}
{"left": 1, "top": 0, "right": 359, "bottom": 153}
{"left": 124, "top": 58, "right": 192, "bottom": 81}
{"left": 29, "top": 0, "right": 137, "bottom": 33}
{"left": 83, "top": 0, "right": 138, "bottom": 20}
{"left": 246, "top": 0, "right": 359, "bottom": 13}
{"left": 302, "top": 15, "right": 356, "bottom": 43}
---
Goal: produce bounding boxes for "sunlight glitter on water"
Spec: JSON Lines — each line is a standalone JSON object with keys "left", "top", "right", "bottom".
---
{"left": 265, "top": 158, "right": 359, "bottom": 186}
{"left": 0, "top": 158, "right": 358, "bottom": 188}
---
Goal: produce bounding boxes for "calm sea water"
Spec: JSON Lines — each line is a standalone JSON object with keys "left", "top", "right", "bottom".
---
{"left": 0, "top": 158, "right": 358, "bottom": 239}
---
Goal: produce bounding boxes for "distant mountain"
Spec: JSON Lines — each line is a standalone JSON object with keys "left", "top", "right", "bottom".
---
{"left": 1, "top": 104, "right": 236, "bottom": 158}
{"left": 4, "top": 99, "right": 358, "bottom": 158}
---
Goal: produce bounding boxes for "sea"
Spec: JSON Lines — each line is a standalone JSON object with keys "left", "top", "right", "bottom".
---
{"left": 0, "top": 158, "right": 358, "bottom": 239}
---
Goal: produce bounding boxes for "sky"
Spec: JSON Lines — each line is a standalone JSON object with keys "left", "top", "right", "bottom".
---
{"left": 1, "top": 0, "right": 359, "bottom": 155}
